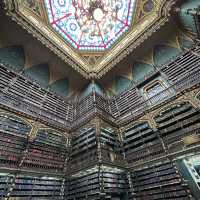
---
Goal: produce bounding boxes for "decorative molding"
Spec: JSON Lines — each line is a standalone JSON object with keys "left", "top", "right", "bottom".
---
{"left": 28, "top": 120, "right": 39, "bottom": 141}
{"left": 182, "top": 91, "right": 200, "bottom": 109}
{"left": 140, "top": 113, "right": 157, "bottom": 129}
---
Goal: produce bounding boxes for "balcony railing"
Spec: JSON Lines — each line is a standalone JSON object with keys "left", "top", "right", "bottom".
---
{"left": 0, "top": 43, "right": 200, "bottom": 129}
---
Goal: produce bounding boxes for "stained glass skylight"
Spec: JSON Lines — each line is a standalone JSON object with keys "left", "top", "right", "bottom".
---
{"left": 44, "top": 0, "right": 137, "bottom": 51}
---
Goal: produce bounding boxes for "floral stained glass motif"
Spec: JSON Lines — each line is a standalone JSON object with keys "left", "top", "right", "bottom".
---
{"left": 44, "top": 0, "right": 137, "bottom": 51}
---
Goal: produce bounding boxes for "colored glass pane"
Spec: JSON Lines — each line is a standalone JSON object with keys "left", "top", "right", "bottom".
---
{"left": 44, "top": 0, "right": 137, "bottom": 51}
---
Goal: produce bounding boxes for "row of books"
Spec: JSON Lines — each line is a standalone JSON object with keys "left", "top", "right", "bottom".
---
{"left": 69, "top": 148, "right": 98, "bottom": 172}
{"left": 0, "top": 129, "right": 27, "bottom": 167}
{"left": 0, "top": 113, "right": 69, "bottom": 173}
{"left": 67, "top": 166, "right": 130, "bottom": 200}
{"left": 154, "top": 101, "right": 200, "bottom": 153}
{"left": 71, "top": 126, "right": 120, "bottom": 152}
{"left": 34, "top": 129, "right": 67, "bottom": 149}
{"left": 123, "top": 121, "right": 165, "bottom": 165}
{"left": 122, "top": 101, "right": 200, "bottom": 165}
{"left": 22, "top": 140, "right": 67, "bottom": 172}
{"left": 70, "top": 125, "right": 123, "bottom": 172}
{"left": 67, "top": 170, "right": 100, "bottom": 199}
{"left": 161, "top": 48, "right": 200, "bottom": 84}
{"left": 131, "top": 160, "right": 190, "bottom": 199}
{"left": 0, "top": 173, "right": 14, "bottom": 198}
{"left": 0, "top": 113, "right": 31, "bottom": 136}
{"left": 0, "top": 113, "right": 69, "bottom": 149}
{"left": 0, "top": 63, "right": 73, "bottom": 128}
{"left": 100, "top": 127, "right": 121, "bottom": 150}
{"left": 1, "top": 44, "right": 200, "bottom": 129}
{"left": 101, "top": 167, "right": 130, "bottom": 195}
{"left": 0, "top": 173, "right": 64, "bottom": 199}
{"left": 71, "top": 127, "right": 96, "bottom": 148}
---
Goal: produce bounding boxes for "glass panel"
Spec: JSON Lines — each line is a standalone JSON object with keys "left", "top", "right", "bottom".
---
{"left": 44, "top": 0, "right": 137, "bottom": 51}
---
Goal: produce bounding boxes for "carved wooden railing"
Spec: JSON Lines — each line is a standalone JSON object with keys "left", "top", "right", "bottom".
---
{"left": 0, "top": 44, "right": 200, "bottom": 129}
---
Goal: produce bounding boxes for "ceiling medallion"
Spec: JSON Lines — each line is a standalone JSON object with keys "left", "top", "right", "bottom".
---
{"left": 4, "top": 0, "right": 175, "bottom": 78}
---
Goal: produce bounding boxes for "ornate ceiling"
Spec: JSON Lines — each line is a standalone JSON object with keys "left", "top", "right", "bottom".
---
{"left": 44, "top": 0, "right": 137, "bottom": 51}
{"left": 3, "top": 0, "right": 175, "bottom": 78}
